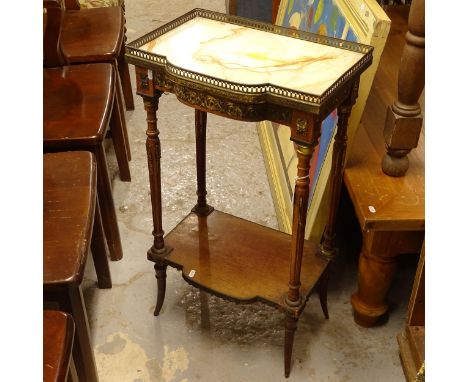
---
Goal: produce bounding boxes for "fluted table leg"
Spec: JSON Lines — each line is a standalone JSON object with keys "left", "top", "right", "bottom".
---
{"left": 143, "top": 92, "right": 172, "bottom": 316}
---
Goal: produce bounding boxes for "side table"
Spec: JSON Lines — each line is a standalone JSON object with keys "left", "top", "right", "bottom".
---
{"left": 345, "top": 118, "right": 425, "bottom": 327}
{"left": 344, "top": 5, "right": 425, "bottom": 327}
{"left": 126, "top": 9, "right": 373, "bottom": 377}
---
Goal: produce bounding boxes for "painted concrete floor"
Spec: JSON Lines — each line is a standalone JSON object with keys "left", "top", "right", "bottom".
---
{"left": 81, "top": 1, "right": 417, "bottom": 381}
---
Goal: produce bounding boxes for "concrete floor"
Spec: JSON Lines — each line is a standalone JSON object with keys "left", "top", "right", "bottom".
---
{"left": 81, "top": 1, "right": 417, "bottom": 380}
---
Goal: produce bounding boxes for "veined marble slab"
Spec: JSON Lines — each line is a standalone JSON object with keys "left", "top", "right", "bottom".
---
{"left": 139, "top": 17, "right": 364, "bottom": 96}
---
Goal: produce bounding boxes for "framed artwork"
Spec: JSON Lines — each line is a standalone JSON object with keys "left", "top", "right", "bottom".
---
{"left": 257, "top": 0, "right": 390, "bottom": 242}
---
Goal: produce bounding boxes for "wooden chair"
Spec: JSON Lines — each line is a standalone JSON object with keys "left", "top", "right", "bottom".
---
{"left": 44, "top": 151, "right": 112, "bottom": 382}
{"left": 43, "top": 310, "right": 75, "bottom": 382}
{"left": 59, "top": 0, "right": 134, "bottom": 112}
{"left": 43, "top": 0, "right": 130, "bottom": 260}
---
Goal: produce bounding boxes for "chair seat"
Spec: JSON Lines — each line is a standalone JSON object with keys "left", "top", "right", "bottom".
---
{"left": 43, "top": 152, "right": 96, "bottom": 286}
{"left": 43, "top": 310, "right": 75, "bottom": 382}
{"left": 61, "top": 6, "right": 124, "bottom": 63}
{"left": 43, "top": 63, "right": 114, "bottom": 148}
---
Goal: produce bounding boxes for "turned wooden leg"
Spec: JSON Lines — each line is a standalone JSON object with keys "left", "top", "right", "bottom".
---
{"left": 283, "top": 143, "right": 314, "bottom": 377}
{"left": 381, "top": 0, "right": 424, "bottom": 176}
{"left": 154, "top": 262, "right": 167, "bottom": 316}
{"left": 143, "top": 93, "right": 170, "bottom": 257}
{"left": 350, "top": 230, "right": 424, "bottom": 326}
{"left": 192, "top": 109, "right": 214, "bottom": 216}
{"left": 64, "top": 286, "right": 99, "bottom": 382}
{"left": 143, "top": 93, "right": 172, "bottom": 316}
{"left": 351, "top": 247, "right": 398, "bottom": 327}
{"left": 91, "top": 198, "right": 112, "bottom": 289}
{"left": 321, "top": 83, "right": 358, "bottom": 258}
{"left": 284, "top": 313, "right": 298, "bottom": 378}
{"left": 94, "top": 143, "right": 123, "bottom": 261}
{"left": 286, "top": 145, "right": 314, "bottom": 306}
{"left": 110, "top": 86, "right": 131, "bottom": 182}
{"left": 317, "top": 268, "right": 330, "bottom": 319}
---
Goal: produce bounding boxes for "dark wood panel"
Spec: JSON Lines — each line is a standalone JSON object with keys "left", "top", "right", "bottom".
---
{"left": 43, "top": 152, "right": 96, "bottom": 286}
{"left": 43, "top": 310, "right": 74, "bottom": 382}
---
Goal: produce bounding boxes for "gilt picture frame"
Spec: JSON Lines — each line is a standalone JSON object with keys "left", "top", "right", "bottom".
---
{"left": 257, "top": 0, "right": 390, "bottom": 242}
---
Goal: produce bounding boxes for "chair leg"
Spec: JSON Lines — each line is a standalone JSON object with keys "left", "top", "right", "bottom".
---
{"left": 94, "top": 143, "right": 123, "bottom": 261}
{"left": 284, "top": 313, "right": 298, "bottom": 378}
{"left": 91, "top": 198, "right": 112, "bottom": 288}
{"left": 110, "top": 89, "right": 131, "bottom": 182}
{"left": 67, "top": 358, "right": 79, "bottom": 382}
{"left": 113, "top": 61, "right": 132, "bottom": 161}
{"left": 153, "top": 262, "right": 167, "bottom": 316}
{"left": 318, "top": 268, "right": 330, "bottom": 319}
{"left": 118, "top": 42, "right": 135, "bottom": 111}
{"left": 66, "top": 286, "right": 99, "bottom": 382}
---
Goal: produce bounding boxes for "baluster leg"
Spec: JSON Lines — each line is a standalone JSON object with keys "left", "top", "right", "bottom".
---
{"left": 381, "top": 0, "right": 425, "bottom": 176}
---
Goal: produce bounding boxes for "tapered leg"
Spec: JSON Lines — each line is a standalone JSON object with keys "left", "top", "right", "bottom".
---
{"left": 110, "top": 87, "right": 131, "bottom": 182}
{"left": 286, "top": 145, "right": 314, "bottom": 306}
{"left": 94, "top": 143, "right": 123, "bottom": 261}
{"left": 284, "top": 313, "right": 298, "bottom": 378}
{"left": 143, "top": 93, "right": 172, "bottom": 316}
{"left": 91, "top": 198, "right": 112, "bottom": 289}
{"left": 154, "top": 262, "right": 167, "bottom": 316}
{"left": 192, "top": 109, "right": 213, "bottom": 216}
{"left": 66, "top": 286, "right": 99, "bottom": 382}
{"left": 318, "top": 268, "right": 330, "bottom": 319}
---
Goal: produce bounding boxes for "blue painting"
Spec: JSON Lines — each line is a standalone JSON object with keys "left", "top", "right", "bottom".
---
{"left": 280, "top": 0, "right": 359, "bottom": 206}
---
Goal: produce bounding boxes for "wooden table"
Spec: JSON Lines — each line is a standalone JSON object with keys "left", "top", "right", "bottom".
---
{"left": 345, "top": 6, "right": 425, "bottom": 327}
{"left": 126, "top": 9, "right": 373, "bottom": 377}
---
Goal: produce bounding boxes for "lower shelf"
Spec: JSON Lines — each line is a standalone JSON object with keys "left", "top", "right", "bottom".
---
{"left": 163, "top": 210, "right": 329, "bottom": 307}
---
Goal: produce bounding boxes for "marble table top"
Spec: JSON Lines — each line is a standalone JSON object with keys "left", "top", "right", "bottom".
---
{"left": 138, "top": 16, "right": 366, "bottom": 97}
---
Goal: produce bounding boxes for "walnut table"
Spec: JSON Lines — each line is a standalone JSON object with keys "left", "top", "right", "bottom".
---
{"left": 126, "top": 9, "right": 373, "bottom": 377}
